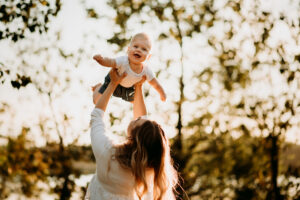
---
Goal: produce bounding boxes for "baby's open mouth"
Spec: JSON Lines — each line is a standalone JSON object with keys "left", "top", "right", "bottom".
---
{"left": 134, "top": 53, "right": 141, "bottom": 58}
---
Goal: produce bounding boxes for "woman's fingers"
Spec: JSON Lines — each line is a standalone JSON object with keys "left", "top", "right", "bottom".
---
{"left": 109, "top": 68, "right": 118, "bottom": 82}
{"left": 121, "top": 72, "right": 127, "bottom": 78}
{"left": 109, "top": 68, "right": 127, "bottom": 84}
{"left": 135, "top": 75, "right": 146, "bottom": 86}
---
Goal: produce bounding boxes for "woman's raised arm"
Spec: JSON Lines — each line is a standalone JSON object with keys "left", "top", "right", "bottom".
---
{"left": 133, "top": 76, "right": 147, "bottom": 119}
{"left": 95, "top": 68, "right": 126, "bottom": 112}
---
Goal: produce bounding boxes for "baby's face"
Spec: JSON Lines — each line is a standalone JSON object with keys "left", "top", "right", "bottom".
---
{"left": 127, "top": 37, "right": 151, "bottom": 64}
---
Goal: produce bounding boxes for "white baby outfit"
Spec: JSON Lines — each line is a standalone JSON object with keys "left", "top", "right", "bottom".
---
{"left": 115, "top": 56, "right": 155, "bottom": 87}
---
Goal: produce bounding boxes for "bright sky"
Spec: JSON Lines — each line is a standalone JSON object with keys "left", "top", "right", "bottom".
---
{"left": 0, "top": 0, "right": 299, "bottom": 146}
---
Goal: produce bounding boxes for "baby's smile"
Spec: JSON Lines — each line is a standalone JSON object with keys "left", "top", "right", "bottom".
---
{"left": 134, "top": 53, "right": 141, "bottom": 58}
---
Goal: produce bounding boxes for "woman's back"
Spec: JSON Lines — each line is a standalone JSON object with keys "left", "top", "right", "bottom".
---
{"left": 87, "top": 108, "right": 154, "bottom": 200}
{"left": 88, "top": 157, "right": 154, "bottom": 200}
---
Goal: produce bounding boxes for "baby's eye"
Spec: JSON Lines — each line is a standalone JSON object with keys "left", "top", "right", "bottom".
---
{"left": 134, "top": 45, "right": 138, "bottom": 48}
{"left": 142, "top": 48, "right": 147, "bottom": 51}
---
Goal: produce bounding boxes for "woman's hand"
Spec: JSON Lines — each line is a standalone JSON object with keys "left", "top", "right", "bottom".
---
{"left": 134, "top": 76, "right": 147, "bottom": 87}
{"left": 95, "top": 69, "right": 126, "bottom": 111}
{"left": 109, "top": 68, "right": 127, "bottom": 85}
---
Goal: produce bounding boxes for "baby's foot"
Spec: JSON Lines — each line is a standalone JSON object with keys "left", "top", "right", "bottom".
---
{"left": 92, "top": 83, "right": 102, "bottom": 91}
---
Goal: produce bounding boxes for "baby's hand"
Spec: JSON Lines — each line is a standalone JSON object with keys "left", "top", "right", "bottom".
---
{"left": 160, "top": 92, "right": 167, "bottom": 102}
{"left": 93, "top": 54, "right": 103, "bottom": 62}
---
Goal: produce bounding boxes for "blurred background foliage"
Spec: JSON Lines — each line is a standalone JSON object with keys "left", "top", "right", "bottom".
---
{"left": 1, "top": 0, "right": 300, "bottom": 199}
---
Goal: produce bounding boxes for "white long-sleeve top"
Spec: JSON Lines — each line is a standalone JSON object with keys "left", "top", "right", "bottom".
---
{"left": 86, "top": 108, "right": 153, "bottom": 200}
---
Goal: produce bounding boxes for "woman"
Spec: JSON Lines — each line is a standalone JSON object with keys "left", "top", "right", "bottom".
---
{"left": 86, "top": 68, "right": 178, "bottom": 200}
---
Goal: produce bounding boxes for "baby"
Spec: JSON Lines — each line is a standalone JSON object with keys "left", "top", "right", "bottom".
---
{"left": 92, "top": 32, "right": 166, "bottom": 103}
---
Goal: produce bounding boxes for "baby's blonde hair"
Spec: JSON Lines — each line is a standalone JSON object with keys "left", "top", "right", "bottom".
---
{"left": 130, "top": 32, "right": 152, "bottom": 49}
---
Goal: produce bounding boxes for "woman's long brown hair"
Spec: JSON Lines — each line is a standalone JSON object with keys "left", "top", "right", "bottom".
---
{"left": 115, "top": 120, "right": 178, "bottom": 200}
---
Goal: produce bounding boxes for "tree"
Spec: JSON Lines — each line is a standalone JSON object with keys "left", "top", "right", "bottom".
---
{"left": 184, "top": 0, "right": 300, "bottom": 199}
{"left": 0, "top": 29, "right": 89, "bottom": 200}
{"left": 0, "top": 0, "right": 61, "bottom": 42}
{"left": 0, "top": 0, "right": 62, "bottom": 89}
{"left": 0, "top": 127, "right": 91, "bottom": 199}
{"left": 0, "top": 127, "right": 50, "bottom": 198}
{"left": 0, "top": 0, "right": 101, "bottom": 199}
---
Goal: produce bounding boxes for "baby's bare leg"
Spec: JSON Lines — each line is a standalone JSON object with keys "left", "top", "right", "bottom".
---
{"left": 92, "top": 83, "right": 102, "bottom": 104}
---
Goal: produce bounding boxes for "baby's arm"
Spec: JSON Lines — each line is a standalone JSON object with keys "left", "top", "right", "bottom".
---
{"left": 93, "top": 54, "right": 116, "bottom": 68}
{"left": 149, "top": 78, "right": 166, "bottom": 101}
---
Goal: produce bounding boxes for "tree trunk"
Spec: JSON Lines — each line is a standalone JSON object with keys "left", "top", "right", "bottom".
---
{"left": 172, "top": 10, "right": 186, "bottom": 199}
{"left": 60, "top": 175, "right": 71, "bottom": 200}
{"left": 269, "top": 135, "right": 281, "bottom": 200}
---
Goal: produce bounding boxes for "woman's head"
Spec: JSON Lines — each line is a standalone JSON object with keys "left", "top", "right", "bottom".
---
{"left": 115, "top": 119, "right": 178, "bottom": 200}
{"left": 128, "top": 119, "right": 166, "bottom": 169}
{"left": 127, "top": 117, "right": 147, "bottom": 136}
